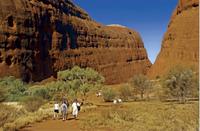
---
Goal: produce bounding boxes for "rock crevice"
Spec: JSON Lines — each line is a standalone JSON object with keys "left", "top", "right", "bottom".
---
{"left": 0, "top": 0, "right": 151, "bottom": 84}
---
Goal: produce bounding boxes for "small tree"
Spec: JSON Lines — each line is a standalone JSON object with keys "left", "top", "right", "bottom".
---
{"left": 131, "top": 74, "right": 152, "bottom": 100}
{"left": 163, "top": 67, "right": 195, "bottom": 103}
{"left": 57, "top": 66, "right": 105, "bottom": 101}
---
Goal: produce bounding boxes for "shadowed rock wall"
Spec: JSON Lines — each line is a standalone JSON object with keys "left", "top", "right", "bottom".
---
{"left": 0, "top": 0, "right": 151, "bottom": 84}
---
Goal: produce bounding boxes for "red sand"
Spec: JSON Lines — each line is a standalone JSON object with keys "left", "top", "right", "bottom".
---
{"left": 21, "top": 116, "right": 82, "bottom": 131}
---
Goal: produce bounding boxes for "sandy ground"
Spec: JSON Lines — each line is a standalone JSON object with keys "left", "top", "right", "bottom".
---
{"left": 20, "top": 103, "right": 116, "bottom": 131}
{"left": 20, "top": 90, "right": 122, "bottom": 131}
{"left": 20, "top": 114, "right": 83, "bottom": 131}
{"left": 20, "top": 106, "right": 113, "bottom": 131}
{"left": 20, "top": 96, "right": 112, "bottom": 131}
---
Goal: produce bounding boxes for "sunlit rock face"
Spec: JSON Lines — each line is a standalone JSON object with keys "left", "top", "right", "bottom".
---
{"left": 148, "top": 0, "right": 199, "bottom": 78}
{"left": 0, "top": 0, "right": 151, "bottom": 84}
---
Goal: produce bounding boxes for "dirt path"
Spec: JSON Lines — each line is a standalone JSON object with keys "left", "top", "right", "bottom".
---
{"left": 20, "top": 114, "right": 84, "bottom": 131}
{"left": 20, "top": 96, "right": 115, "bottom": 131}
{"left": 20, "top": 104, "right": 114, "bottom": 131}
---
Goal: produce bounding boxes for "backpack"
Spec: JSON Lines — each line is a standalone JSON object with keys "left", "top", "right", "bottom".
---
{"left": 77, "top": 103, "right": 81, "bottom": 111}
{"left": 62, "top": 103, "right": 67, "bottom": 111}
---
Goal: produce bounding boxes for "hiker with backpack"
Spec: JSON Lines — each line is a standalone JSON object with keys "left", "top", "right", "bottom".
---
{"left": 61, "top": 100, "right": 68, "bottom": 121}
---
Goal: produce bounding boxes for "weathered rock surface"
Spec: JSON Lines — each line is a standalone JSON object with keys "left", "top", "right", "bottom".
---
{"left": 0, "top": 0, "right": 151, "bottom": 84}
{"left": 148, "top": 0, "right": 199, "bottom": 78}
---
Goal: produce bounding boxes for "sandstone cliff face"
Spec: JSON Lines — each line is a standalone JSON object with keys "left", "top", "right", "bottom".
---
{"left": 0, "top": 0, "right": 151, "bottom": 84}
{"left": 148, "top": 0, "right": 199, "bottom": 78}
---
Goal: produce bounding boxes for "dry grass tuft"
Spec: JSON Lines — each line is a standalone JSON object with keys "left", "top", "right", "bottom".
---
{"left": 0, "top": 104, "right": 26, "bottom": 127}
{"left": 81, "top": 101, "right": 199, "bottom": 131}
{"left": 2, "top": 104, "right": 52, "bottom": 131}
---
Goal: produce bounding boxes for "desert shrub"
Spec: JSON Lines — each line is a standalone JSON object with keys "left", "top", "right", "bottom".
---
{"left": 0, "top": 104, "right": 25, "bottom": 127}
{"left": 190, "top": 74, "right": 199, "bottom": 98}
{"left": 3, "top": 123, "right": 16, "bottom": 131}
{"left": 21, "top": 66, "right": 105, "bottom": 102}
{"left": 45, "top": 80, "right": 78, "bottom": 100}
{"left": 0, "top": 88, "right": 6, "bottom": 102}
{"left": 102, "top": 88, "right": 116, "bottom": 102}
{"left": 130, "top": 74, "right": 152, "bottom": 99}
{"left": 26, "top": 81, "right": 70, "bottom": 101}
{"left": 162, "top": 67, "right": 197, "bottom": 103}
{"left": 0, "top": 76, "right": 27, "bottom": 101}
{"left": 119, "top": 85, "right": 133, "bottom": 101}
{"left": 3, "top": 106, "right": 53, "bottom": 131}
{"left": 45, "top": 81, "right": 69, "bottom": 98}
{"left": 101, "top": 109, "right": 135, "bottom": 123}
{"left": 21, "top": 96, "right": 45, "bottom": 112}
{"left": 81, "top": 101, "right": 198, "bottom": 131}
{"left": 32, "top": 88, "right": 51, "bottom": 100}
{"left": 57, "top": 66, "right": 105, "bottom": 100}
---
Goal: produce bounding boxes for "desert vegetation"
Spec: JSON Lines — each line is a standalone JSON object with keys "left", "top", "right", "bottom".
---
{"left": 57, "top": 66, "right": 105, "bottom": 101}
{"left": 80, "top": 101, "right": 198, "bottom": 131}
{"left": 0, "top": 66, "right": 105, "bottom": 130}
{"left": 130, "top": 74, "right": 152, "bottom": 100}
{"left": 102, "top": 87, "right": 117, "bottom": 102}
{"left": 0, "top": 76, "right": 27, "bottom": 101}
{"left": 0, "top": 66, "right": 198, "bottom": 131}
{"left": 119, "top": 85, "right": 133, "bottom": 101}
{"left": 162, "top": 67, "right": 199, "bottom": 103}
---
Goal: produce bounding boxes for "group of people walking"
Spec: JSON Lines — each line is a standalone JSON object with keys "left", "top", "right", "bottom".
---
{"left": 53, "top": 99, "right": 81, "bottom": 121}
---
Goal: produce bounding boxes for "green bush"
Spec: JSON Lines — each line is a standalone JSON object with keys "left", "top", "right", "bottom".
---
{"left": 32, "top": 88, "right": 50, "bottom": 100}
{"left": 102, "top": 88, "right": 116, "bottom": 102}
{"left": 45, "top": 81, "right": 69, "bottom": 98}
{"left": 0, "top": 88, "right": 6, "bottom": 102}
{"left": 0, "top": 76, "right": 27, "bottom": 101}
{"left": 17, "top": 66, "right": 105, "bottom": 102}
{"left": 57, "top": 66, "right": 105, "bottom": 101}
{"left": 21, "top": 96, "right": 45, "bottom": 112}
{"left": 119, "top": 85, "right": 133, "bottom": 101}
{"left": 163, "top": 67, "right": 197, "bottom": 103}
{"left": 45, "top": 81, "right": 77, "bottom": 100}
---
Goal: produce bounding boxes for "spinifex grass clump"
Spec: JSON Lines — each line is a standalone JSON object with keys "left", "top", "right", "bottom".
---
{"left": 81, "top": 101, "right": 198, "bottom": 131}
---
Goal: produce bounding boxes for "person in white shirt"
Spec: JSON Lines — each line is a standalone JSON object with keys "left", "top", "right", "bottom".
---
{"left": 53, "top": 101, "right": 59, "bottom": 119}
{"left": 72, "top": 99, "right": 78, "bottom": 119}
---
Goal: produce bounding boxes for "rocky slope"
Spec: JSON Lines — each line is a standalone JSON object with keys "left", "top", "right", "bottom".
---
{"left": 0, "top": 0, "right": 151, "bottom": 84}
{"left": 148, "top": 0, "right": 199, "bottom": 78}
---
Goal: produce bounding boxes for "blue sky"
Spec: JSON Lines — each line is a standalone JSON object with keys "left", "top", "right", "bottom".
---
{"left": 73, "top": 0, "right": 178, "bottom": 63}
